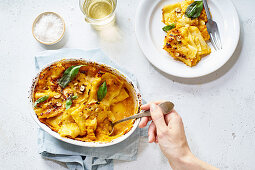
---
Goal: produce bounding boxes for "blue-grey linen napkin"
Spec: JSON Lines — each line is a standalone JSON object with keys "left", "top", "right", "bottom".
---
{"left": 34, "top": 49, "right": 148, "bottom": 170}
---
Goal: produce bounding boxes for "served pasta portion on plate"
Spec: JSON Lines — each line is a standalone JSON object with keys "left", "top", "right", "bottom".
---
{"left": 162, "top": 0, "right": 211, "bottom": 66}
{"left": 32, "top": 60, "right": 138, "bottom": 143}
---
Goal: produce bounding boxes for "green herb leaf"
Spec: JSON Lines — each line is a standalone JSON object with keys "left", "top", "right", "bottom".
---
{"left": 162, "top": 23, "right": 176, "bottom": 32}
{"left": 97, "top": 81, "right": 107, "bottom": 101}
{"left": 185, "top": 0, "right": 203, "bottom": 19}
{"left": 65, "top": 95, "right": 78, "bottom": 110}
{"left": 34, "top": 95, "right": 49, "bottom": 108}
{"left": 71, "top": 95, "right": 78, "bottom": 100}
{"left": 65, "top": 99, "right": 72, "bottom": 110}
{"left": 58, "top": 65, "right": 85, "bottom": 88}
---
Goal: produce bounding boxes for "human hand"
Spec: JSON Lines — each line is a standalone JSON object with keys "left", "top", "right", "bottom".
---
{"left": 139, "top": 101, "right": 219, "bottom": 170}
{"left": 139, "top": 101, "right": 191, "bottom": 165}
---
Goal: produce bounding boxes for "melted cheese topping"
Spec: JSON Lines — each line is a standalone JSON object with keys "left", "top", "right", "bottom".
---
{"left": 162, "top": 0, "right": 211, "bottom": 66}
{"left": 33, "top": 60, "right": 137, "bottom": 142}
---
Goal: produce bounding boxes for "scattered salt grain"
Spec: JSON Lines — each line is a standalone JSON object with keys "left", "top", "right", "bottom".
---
{"left": 33, "top": 13, "right": 64, "bottom": 43}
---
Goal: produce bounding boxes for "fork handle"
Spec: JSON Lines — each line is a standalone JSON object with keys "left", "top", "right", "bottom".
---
{"left": 202, "top": 0, "right": 212, "bottom": 20}
{"left": 112, "top": 101, "right": 174, "bottom": 125}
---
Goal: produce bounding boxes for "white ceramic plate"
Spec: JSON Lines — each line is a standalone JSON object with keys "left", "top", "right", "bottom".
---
{"left": 135, "top": 0, "right": 240, "bottom": 78}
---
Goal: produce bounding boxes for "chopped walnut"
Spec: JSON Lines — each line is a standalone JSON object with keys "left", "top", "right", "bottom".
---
{"left": 54, "top": 94, "right": 61, "bottom": 99}
{"left": 175, "top": 8, "right": 182, "bottom": 13}
{"left": 63, "top": 88, "right": 73, "bottom": 98}
{"left": 176, "top": 36, "right": 182, "bottom": 42}
{"left": 80, "top": 85, "right": 85, "bottom": 92}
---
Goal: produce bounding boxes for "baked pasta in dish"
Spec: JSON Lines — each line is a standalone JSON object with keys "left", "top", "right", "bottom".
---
{"left": 32, "top": 60, "right": 139, "bottom": 143}
{"left": 162, "top": 0, "right": 211, "bottom": 66}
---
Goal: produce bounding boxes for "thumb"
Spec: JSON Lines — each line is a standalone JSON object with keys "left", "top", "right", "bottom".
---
{"left": 150, "top": 103, "right": 167, "bottom": 132}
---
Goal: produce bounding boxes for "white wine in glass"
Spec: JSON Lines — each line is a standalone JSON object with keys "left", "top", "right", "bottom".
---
{"left": 80, "top": 0, "right": 117, "bottom": 29}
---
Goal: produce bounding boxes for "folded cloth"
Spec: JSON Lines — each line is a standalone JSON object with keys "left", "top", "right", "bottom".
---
{"left": 34, "top": 48, "right": 148, "bottom": 170}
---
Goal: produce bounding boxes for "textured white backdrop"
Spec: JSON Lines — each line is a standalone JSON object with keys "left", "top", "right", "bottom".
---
{"left": 0, "top": 0, "right": 254, "bottom": 169}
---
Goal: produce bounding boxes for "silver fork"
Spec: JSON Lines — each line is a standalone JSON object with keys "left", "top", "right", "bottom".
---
{"left": 202, "top": 0, "right": 222, "bottom": 50}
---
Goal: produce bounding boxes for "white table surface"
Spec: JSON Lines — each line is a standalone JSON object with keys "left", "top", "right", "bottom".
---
{"left": 0, "top": 0, "right": 254, "bottom": 169}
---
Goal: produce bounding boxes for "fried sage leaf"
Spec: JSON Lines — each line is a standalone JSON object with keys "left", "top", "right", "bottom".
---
{"left": 97, "top": 81, "right": 107, "bottom": 101}
{"left": 65, "top": 99, "right": 72, "bottom": 110}
{"left": 185, "top": 0, "right": 203, "bottom": 19}
{"left": 65, "top": 95, "right": 78, "bottom": 110}
{"left": 162, "top": 23, "right": 175, "bottom": 32}
{"left": 34, "top": 95, "right": 49, "bottom": 108}
{"left": 58, "top": 65, "right": 85, "bottom": 88}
